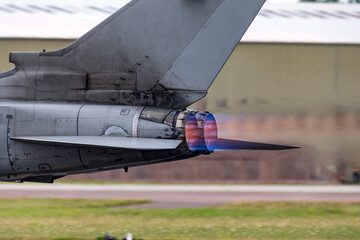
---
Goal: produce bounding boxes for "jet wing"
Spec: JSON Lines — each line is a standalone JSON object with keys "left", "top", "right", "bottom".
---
{"left": 10, "top": 136, "right": 182, "bottom": 150}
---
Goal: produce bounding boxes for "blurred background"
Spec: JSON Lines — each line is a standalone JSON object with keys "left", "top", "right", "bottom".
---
{"left": 1, "top": 0, "right": 359, "bottom": 184}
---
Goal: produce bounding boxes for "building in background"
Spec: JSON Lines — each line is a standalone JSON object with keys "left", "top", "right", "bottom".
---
{"left": 1, "top": 0, "right": 360, "bottom": 183}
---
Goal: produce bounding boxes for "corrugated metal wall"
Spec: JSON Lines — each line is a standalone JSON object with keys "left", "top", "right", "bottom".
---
{"left": 1, "top": 39, "right": 359, "bottom": 182}
{"left": 195, "top": 43, "right": 360, "bottom": 115}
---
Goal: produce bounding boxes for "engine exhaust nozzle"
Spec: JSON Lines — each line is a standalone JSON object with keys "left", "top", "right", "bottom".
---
{"left": 185, "top": 113, "right": 201, "bottom": 151}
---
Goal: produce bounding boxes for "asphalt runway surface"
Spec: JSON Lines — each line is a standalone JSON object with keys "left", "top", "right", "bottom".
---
{"left": 0, "top": 184, "right": 359, "bottom": 208}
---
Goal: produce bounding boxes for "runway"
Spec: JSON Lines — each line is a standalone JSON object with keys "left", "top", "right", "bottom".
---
{"left": 0, "top": 184, "right": 359, "bottom": 208}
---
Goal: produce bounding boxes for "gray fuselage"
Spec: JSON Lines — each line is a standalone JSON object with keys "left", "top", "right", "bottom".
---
{"left": 0, "top": 102, "right": 195, "bottom": 182}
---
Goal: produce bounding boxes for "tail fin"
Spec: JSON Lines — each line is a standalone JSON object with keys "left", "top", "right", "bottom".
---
{"left": 6, "top": 0, "right": 265, "bottom": 107}
{"left": 159, "top": 0, "right": 266, "bottom": 91}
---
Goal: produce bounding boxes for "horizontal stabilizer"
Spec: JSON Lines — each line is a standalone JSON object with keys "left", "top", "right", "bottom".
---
{"left": 11, "top": 136, "right": 182, "bottom": 150}
{"left": 215, "top": 138, "right": 298, "bottom": 151}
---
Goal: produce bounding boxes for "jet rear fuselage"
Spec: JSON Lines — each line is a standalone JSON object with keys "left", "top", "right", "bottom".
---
{"left": 0, "top": 102, "right": 211, "bottom": 182}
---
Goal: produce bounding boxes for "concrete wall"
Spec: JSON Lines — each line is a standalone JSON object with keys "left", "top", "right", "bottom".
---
{"left": 1, "top": 39, "right": 359, "bottom": 183}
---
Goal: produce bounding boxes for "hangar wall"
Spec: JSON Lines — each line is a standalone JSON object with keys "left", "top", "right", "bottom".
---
{"left": 1, "top": 39, "right": 359, "bottom": 183}
{"left": 193, "top": 43, "right": 360, "bottom": 183}
{"left": 2, "top": 40, "right": 359, "bottom": 110}
{"left": 199, "top": 43, "right": 360, "bottom": 115}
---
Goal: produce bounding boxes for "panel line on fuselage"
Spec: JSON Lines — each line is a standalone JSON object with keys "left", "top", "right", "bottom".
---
{"left": 76, "top": 104, "right": 86, "bottom": 169}
{"left": 5, "top": 114, "right": 15, "bottom": 174}
{"left": 132, "top": 107, "right": 143, "bottom": 138}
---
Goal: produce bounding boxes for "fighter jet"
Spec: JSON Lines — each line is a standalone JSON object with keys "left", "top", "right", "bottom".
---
{"left": 0, "top": 0, "right": 295, "bottom": 183}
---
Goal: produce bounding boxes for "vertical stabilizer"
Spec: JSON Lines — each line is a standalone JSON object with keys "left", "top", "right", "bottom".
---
{"left": 158, "top": 0, "right": 266, "bottom": 91}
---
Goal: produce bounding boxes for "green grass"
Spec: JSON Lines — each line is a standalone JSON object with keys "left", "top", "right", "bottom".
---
{"left": 0, "top": 199, "right": 359, "bottom": 240}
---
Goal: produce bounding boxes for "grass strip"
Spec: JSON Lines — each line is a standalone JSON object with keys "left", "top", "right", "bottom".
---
{"left": 0, "top": 200, "right": 359, "bottom": 240}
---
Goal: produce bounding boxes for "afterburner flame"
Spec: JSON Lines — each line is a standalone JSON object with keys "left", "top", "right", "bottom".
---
{"left": 182, "top": 111, "right": 219, "bottom": 152}
{"left": 185, "top": 114, "right": 200, "bottom": 151}
{"left": 204, "top": 114, "right": 218, "bottom": 152}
